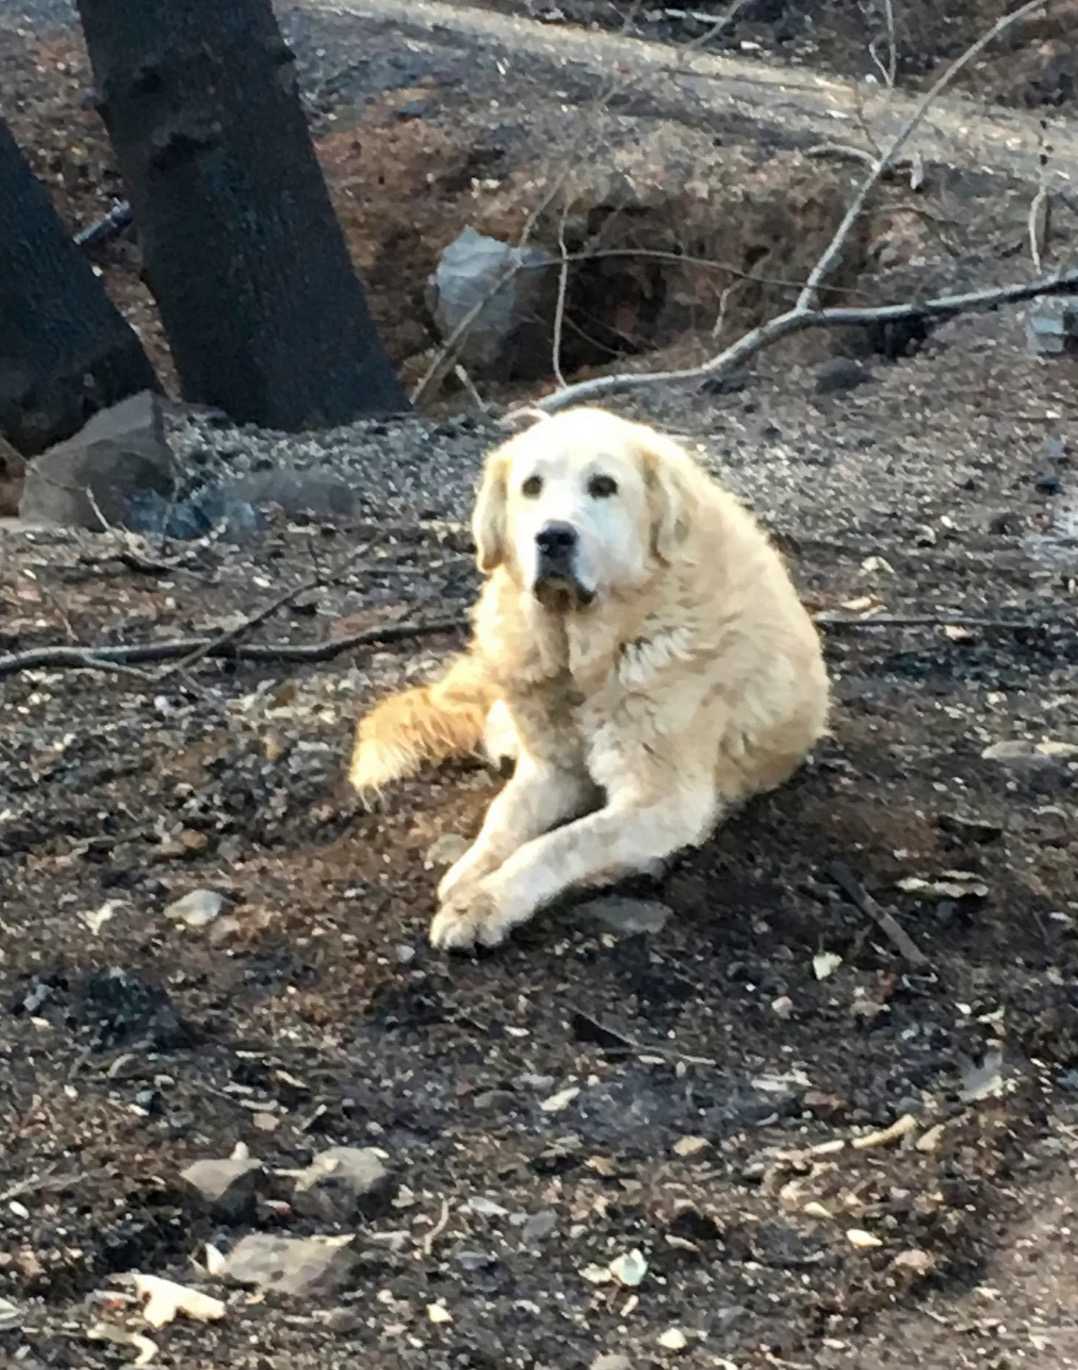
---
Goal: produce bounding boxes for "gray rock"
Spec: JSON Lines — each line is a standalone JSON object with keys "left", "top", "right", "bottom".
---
{"left": 592, "top": 1356, "right": 633, "bottom": 1370}
{"left": 430, "top": 227, "right": 556, "bottom": 380}
{"left": 291, "top": 1146, "right": 393, "bottom": 1221}
{"left": 19, "top": 391, "right": 175, "bottom": 531}
{"left": 0, "top": 434, "right": 26, "bottom": 517}
{"left": 180, "top": 1157, "right": 264, "bottom": 1222}
{"left": 1025, "top": 297, "right": 1078, "bottom": 357}
{"left": 222, "top": 1233, "right": 358, "bottom": 1296}
{"left": 519, "top": 1210, "right": 558, "bottom": 1244}
{"left": 223, "top": 465, "right": 356, "bottom": 522}
{"left": 815, "top": 357, "right": 871, "bottom": 395}
{"left": 576, "top": 895, "right": 673, "bottom": 936}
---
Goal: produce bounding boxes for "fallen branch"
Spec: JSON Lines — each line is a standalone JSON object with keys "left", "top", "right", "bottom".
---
{"left": 529, "top": 0, "right": 1057, "bottom": 415}
{"left": 829, "top": 860, "right": 929, "bottom": 968}
{"left": 157, "top": 539, "right": 372, "bottom": 679}
{"left": 2, "top": 609, "right": 1068, "bottom": 681}
{"left": 815, "top": 613, "right": 1066, "bottom": 631}
{"left": 0, "top": 615, "right": 470, "bottom": 679}
{"left": 528, "top": 265, "right": 1078, "bottom": 413}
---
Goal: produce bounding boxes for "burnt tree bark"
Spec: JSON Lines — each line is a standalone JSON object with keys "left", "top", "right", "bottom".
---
{"left": 0, "top": 116, "right": 159, "bottom": 456}
{"left": 76, "top": 0, "right": 408, "bottom": 430}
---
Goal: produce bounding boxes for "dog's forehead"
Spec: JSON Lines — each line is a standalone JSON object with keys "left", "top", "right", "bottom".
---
{"left": 505, "top": 432, "right": 637, "bottom": 481}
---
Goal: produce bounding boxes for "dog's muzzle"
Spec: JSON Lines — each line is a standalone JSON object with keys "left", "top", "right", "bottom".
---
{"left": 532, "top": 520, "right": 593, "bottom": 609}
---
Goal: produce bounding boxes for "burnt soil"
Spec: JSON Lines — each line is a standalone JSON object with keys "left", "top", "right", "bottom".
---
{"left": 2, "top": 1, "right": 1078, "bottom": 1368}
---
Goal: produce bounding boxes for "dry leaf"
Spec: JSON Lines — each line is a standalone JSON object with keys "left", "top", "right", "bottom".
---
{"left": 88, "top": 1322, "right": 159, "bottom": 1365}
{"left": 132, "top": 1274, "right": 226, "bottom": 1328}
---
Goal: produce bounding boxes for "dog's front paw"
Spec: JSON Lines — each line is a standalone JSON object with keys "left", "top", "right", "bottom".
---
{"left": 430, "top": 885, "right": 511, "bottom": 952}
{"left": 437, "top": 849, "right": 502, "bottom": 906}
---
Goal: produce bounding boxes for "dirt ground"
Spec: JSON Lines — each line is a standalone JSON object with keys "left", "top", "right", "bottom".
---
{"left": 2, "top": 1, "right": 1078, "bottom": 1367}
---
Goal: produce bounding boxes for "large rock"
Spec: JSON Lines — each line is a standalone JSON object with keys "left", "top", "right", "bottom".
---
{"left": 19, "top": 390, "right": 175, "bottom": 532}
{"left": 222, "top": 1233, "right": 358, "bottom": 1297}
{"left": 180, "top": 1156, "right": 264, "bottom": 1222}
{"left": 290, "top": 1146, "right": 393, "bottom": 1221}
{"left": 0, "top": 434, "right": 26, "bottom": 517}
{"left": 429, "top": 227, "right": 556, "bottom": 380}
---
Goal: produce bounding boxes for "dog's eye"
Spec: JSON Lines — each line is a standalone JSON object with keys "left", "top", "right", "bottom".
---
{"left": 521, "top": 475, "right": 542, "bottom": 498}
{"left": 588, "top": 474, "right": 618, "bottom": 499}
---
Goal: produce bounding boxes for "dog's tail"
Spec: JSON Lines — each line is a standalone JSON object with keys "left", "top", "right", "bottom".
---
{"left": 349, "top": 653, "right": 504, "bottom": 795}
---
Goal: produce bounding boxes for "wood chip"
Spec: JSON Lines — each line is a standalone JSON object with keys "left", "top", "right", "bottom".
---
{"left": 851, "top": 1113, "right": 918, "bottom": 1150}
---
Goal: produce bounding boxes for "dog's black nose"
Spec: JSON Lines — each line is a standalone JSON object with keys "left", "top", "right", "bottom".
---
{"left": 535, "top": 521, "right": 577, "bottom": 555}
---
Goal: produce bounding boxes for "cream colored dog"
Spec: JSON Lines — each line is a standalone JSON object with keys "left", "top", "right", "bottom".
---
{"left": 350, "top": 406, "right": 829, "bottom": 952}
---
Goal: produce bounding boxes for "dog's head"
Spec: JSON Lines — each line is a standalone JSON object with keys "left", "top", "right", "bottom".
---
{"left": 472, "top": 407, "right": 696, "bottom": 610}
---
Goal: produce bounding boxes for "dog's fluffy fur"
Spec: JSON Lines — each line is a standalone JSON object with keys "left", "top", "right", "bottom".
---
{"left": 351, "top": 406, "right": 829, "bottom": 951}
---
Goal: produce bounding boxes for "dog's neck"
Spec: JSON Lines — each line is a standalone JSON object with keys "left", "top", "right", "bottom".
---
{"left": 476, "top": 568, "right": 661, "bottom": 690}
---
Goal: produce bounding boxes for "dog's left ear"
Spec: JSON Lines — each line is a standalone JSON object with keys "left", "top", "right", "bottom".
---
{"left": 472, "top": 454, "right": 509, "bottom": 573}
{"left": 641, "top": 431, "right": 694, "bottom": 563}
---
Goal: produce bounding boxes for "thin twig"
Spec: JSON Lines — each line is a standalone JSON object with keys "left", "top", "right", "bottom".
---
{"left": 421, "top": 1198, "right": 452, "bottom": 1257}
{"left": 829, "top": 860, "right": 929, "bottom": 968}
{"left": 552, "top": 201, "right": 572, "bottom": 389}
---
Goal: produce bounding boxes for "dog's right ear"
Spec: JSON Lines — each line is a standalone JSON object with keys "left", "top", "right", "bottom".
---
{"left": 472, "top": 454, "right": 509, "bottom": 573}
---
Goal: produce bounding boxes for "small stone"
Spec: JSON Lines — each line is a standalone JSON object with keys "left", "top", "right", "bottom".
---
{"left": 592, "top": 1356, "right": 632, "bottom": 1370}
{"left": 815, "top": 357, "right": 871, "bottom": 395}
{"left": 424, "top": 833, "right": 470, "bottom": 868}
{"left": 846, "top": 1228, "right": 883, "bottom": 1249}
{"left": 181, "top": 1157, "right": 264, "bottom": 1222}
{"left": 222, "top": 1233, "right": 358, "bottom": 1296}
{"left": 291, "top": 1146, "right": 392, "bottom": 1221}
{"left": 520, "top": 1210, "right": 558, "bottom": 1244}
{"left": 672, "top": 1136, "right": 710, "bottom": 1158}
{"left": 609, "top": 1249, "right": 648, "bottom": 1287}
{"left": 167, "top": 889, "right": 225, "bottom": 928}
{"left": 658, "top": 1327, "right": 688, "bottom": 1351}
{"left": 427, "top": 1301, "right": 452, "bottom": 1324}
{"left": 575, "top": 896, "right": 672, "bottom": 936}
{"left": 771, "top": 995, "right": 794, "bottom": 1019}
{"left": 891, "top": 1248, "right": 935, "bottom": 1276}
{"left": 0, "top": 1296, "right": 20, "bottom": 1331}
{"left": 463, "top": 1196, "right": 509, "bottom": 1217}
{"left": 540, "top": 1086, "right": 580, "bottom": 1114}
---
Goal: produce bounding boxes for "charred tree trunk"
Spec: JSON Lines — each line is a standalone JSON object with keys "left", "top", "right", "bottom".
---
{"left": 76, "top": 0, "right": 408, "bottom": 431}
{"left": 0, "top": 117, "right": 159, "bottom": 456}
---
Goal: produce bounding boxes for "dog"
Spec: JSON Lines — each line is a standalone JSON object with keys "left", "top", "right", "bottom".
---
{"left": 350, "top": 406, "right": 829, "bottom": 952}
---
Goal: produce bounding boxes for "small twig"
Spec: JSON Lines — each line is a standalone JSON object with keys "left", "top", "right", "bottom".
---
{"left": 552, "top": 201, "right": 572, "bottom": 389}
{"left": 453, "top": 365, "right": 489, "bottom": 413}
{"left": 829, "top": 860, "right": 930, "bottom": 968}
{"left": 421, "top": 1198, "right": 452, "bottom": 1257}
